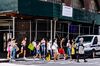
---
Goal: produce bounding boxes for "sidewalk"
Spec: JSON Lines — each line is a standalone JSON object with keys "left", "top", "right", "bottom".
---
{"left": 0, "top": 58, "right": 9, "bottom": 62}
{"left": 0, "top": 63, "right": 38, "bottom": 66}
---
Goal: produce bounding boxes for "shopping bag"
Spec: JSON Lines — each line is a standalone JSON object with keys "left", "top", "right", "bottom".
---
{"left": 28, "top": 43, "right": 34, "bottom": 51}
{"left": 46, "top": 53, "right": 50, "bottom": 61}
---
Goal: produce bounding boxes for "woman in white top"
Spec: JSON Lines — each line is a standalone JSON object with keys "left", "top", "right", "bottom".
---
{"left": 67, "top": 40, "right": 71, "bottom": 59}
{"left": 47, "top": 40, "right": 52, "bottom": 51}
{"left": 52, "top": 39, "right": 59, "bottom": 61}
{"left": 41, "top": 38, "right": 46, "bottom": 58}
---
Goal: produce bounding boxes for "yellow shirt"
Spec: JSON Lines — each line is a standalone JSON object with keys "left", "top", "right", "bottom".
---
{"left": 71, "top": 47, "right": 75, "bottom": 55}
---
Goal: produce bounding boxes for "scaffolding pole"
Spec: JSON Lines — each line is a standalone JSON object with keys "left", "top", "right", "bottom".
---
{"left": 35, "top": 20, "right": 37, "bottom": 41}
{"left": 79, "top": 24, "right": 80, "bottom": 36}
{"left": 50, "top": 20, "right": 53, "bottom": 42}
{"left": 54, "top": 19, "right": 57, "bottom": 39}
{"left": 67, "top": 23, "right": 70, "bottom": 40}
{"left": 30, "top": 20, "right": 32, "bottom": 42}
{"left": 12, "top": 17, "right": 15, "bottom": 39}
{"left": 89, "top": 26, "right": 91, "bottom": 35}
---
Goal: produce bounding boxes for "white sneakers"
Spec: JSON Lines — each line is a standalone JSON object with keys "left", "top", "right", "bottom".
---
{"left": 23, "top": 57, "right": 27, "bottom": 59}
{"left": 17, "top": 54, "right": 19, "bottom": 58}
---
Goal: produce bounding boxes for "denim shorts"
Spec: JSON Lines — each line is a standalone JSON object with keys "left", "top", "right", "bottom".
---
{"left": 36, "top": 50, "right": 41, "bottom": 54}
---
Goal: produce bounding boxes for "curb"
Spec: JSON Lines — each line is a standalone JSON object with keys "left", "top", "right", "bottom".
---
{"left": 0, "top": 59, "right": 9, "bottom": 63}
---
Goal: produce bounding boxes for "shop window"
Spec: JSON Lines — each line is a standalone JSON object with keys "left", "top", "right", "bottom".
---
{"left": 72, "top": 0, "right": 81, "bottom": 9}
{"left": 89, "top": 0, "right": 96, "bottom": 12}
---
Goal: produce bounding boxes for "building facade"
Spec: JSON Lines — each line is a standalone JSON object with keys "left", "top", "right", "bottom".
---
{"left": 0, "top": 0, "right": 100, "bottom": 56}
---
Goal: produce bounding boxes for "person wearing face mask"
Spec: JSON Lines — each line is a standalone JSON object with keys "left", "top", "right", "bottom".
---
{"left": 77, "top": 37, "right": 87, "bottom": 62}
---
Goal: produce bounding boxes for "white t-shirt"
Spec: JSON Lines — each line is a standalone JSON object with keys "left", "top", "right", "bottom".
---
{"left": 47, "top": 42, "right": 52, "bottom": 50}
{"left": 32, "top": 41, "right": 36, "bottom": 48}
{"left": 52, "top": 42, "right": 58, "bottom": 50}
{"left": 67, "top": 42, "right": 71, "bottom": 48}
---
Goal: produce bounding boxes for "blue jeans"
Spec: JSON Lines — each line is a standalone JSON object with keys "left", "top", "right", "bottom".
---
{"left": 11, "top": 48, "right": 16, "bottom": 59}
{"left": 67, "top": 48, "right": 71, "bottom": 57}
{"left": 41, "top": 45, "right": 45, "bottom": 58}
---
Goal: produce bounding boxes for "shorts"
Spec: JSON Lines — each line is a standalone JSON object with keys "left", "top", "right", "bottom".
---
{"left": 36, "top": 50, "right": 41, "bottom": 54}
{"left": 53, "top": 49, "right": 58, "bottom": 53}
{"left": 58, "top": 48, "right": 65, "bottom": 54}
{"left": 21, "top": 45, "right": 26, "bottom": 50}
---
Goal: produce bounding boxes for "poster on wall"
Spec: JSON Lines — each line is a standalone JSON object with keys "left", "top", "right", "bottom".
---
{"left": 62, "top": 5, "right": 73, "bottom": 17}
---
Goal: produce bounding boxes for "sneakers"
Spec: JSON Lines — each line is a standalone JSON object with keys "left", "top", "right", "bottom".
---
{"left": 17, "top": 54, "right": 19, "bottom": 58}
{"left": 76, "top": 60, "right": 87, "bottom": 63}
{"left": 77, "top": 61, "right": 80, "bottom": 63}
{"left": 11, "top": 59, "right": 16, "bottom": 61}
{"left": 23, "top": 57, "right": 27, "bottom": 59}
{"left": 42, "top": 58, "right": 45, "bottom": 61}
{"left": 84, "top": 60, "right": 87, "bottom": 62}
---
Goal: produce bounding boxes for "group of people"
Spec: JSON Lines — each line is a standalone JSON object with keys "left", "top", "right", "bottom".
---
{"left": 6, "top": 36, "right": 87, "bottom": 62}
{"left": 7, "top": 37, "right": 27, "bottom": 60}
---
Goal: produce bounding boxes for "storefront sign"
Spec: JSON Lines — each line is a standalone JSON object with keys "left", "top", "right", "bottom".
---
{"left": 62, "top": 5, "right": 73, "bottom": 17}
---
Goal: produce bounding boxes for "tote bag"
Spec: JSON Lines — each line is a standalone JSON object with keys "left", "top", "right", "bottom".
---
{"left": 28, "top": 43, "right": 34, "bottom": 51}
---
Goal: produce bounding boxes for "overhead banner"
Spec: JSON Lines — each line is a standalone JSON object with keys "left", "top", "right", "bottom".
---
{"left": 62, "top": 5, "right": 73, "bottom": 17}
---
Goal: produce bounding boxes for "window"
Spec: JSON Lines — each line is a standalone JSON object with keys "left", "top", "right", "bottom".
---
{"left": 72, "top": 0, "right": 83, "bottom": 9}
{"left": 76, "top": 36, "right": 93, "bottom": 43}
{"left": 40, "top": 0, "right": 47, "bottom": 1}
{"left": 93, "top": 37, "right": 98, "bottom": 45}
{"left": 40, "top": 0, "right": 62, "bottom": 4}
{"left": 89, "top": 0, "right": 97, "bottom": 12}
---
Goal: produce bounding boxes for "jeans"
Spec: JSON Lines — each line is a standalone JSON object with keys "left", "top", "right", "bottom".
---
{"left": 41, "top": 45, "right": 45, "bottom": 58}
{"left": 11, "top": 48, "right": 16, "bottom": 59}
{"left": 67, "top": 48, "right": 71, "bottom": 57}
